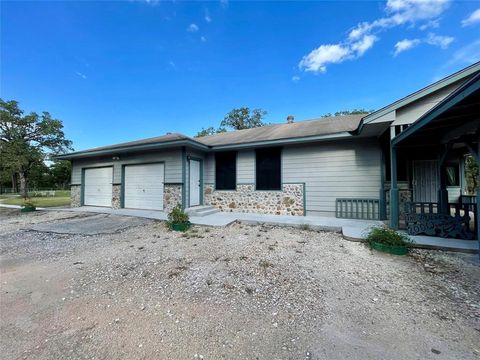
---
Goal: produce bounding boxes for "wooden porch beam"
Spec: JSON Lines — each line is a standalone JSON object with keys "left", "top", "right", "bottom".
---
{"left": 441, "top": 119, "right": 480, "bottom": 144}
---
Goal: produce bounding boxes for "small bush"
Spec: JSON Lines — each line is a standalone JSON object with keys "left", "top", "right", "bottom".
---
{"left": 365, "top": 226, "right": 411, "bottom": 248}
{"left": 167, "top": 204, "right": 189, "bottom": 225}
{"left": 22, "top": 199, "right": 36, "bottom": 208}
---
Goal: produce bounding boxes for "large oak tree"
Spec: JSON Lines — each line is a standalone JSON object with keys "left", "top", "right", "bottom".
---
{"left": 0, "top": 99, "right": 72, "bottom": 198}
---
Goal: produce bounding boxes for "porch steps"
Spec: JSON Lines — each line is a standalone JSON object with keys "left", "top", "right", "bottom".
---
{"left": 185, "top": 205, "right": 220, "bottom": 217}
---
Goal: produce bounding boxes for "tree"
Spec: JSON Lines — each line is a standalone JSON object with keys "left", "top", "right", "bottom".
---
{"left": 220, "top": 107, "right": 267, "bottom": 130}
{"left": 195, "top": 126, "right": 226, "bottom": 138}
{"left": 321, "top": 109, "right": 373, "bottom": 117}
{"left": 0, "top": 99, "right": 72, "bottom": 198}
{"left": 465, "top": 155, "right": 479, "bottom": 195}
{"left": 195, "top": 107, "right": 267, "bottom": 137}
{"left": 48, "top": 160, "right": 72, "bottom": 189}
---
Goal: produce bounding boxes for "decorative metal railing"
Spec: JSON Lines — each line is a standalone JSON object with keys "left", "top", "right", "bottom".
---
{"left": 335, "top": 198, "right": 380, "bottom": 220}
{"left": 404, "top": 201, "right": 477, "bottom": 240}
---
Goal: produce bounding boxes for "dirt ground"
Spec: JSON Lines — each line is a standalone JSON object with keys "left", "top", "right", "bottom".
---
{"left": 1, "top": 208, "right": 479, "bottom": 360}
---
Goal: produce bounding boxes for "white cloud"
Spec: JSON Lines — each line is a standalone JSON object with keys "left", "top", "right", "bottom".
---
{"left": 461, "top": 8, "right": 480, "bottom": 27}
{"left": 169, "top": 61, "right": 176, "bottom": 69}
{"left": 200, "top": 36, "right": 207, "bottom": 42}
{"left": 348, "top": 0, "right": 450, "bottom": 40}
{"left": 299, "top": 34, "right": 377, "bottom": 73}
{"left": 291, "top": 75, "right": 300, "bottom": 82}
{"left": 220, "top": 0, "right": 228, "bottom": 8}
{"left": 394, "top": 38, "right": 421, "bottom": 56}
{"left": 205, "top": 8, "right": 212, "bottom": 22}
{"left": 425, "top": 33, "right": 454, "bottom": 49}
{"left": 75, "top": 71, "right": 87, "bottom": 79}
{"left": 299, "top": 0, "right": 452, "bottom": 73}
{"left": 299, "top": 44, "right": 351, "bottom": 73}
{"left": 351, "top": 35, "right": 377, "bottom": 56}
{"left": 447, "top": 40, "right": 480, "bottom": 65}
{"left": 187, "top": 23, "right": 199, "bottom": 32}
{"left": 393, "top": 33, "right": 454, "bottom": 56}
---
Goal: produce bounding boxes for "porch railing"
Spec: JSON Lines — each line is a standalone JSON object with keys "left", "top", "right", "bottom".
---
{"left": 404, "top": 201, "right": 477, "bottom": 240}
{"left": 336, "top": 198, "right": 380, "bottom": 220}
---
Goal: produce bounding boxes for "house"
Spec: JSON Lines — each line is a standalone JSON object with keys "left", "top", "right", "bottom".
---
{"left": 58, "top": 62, "right": 479, "bottom": 241}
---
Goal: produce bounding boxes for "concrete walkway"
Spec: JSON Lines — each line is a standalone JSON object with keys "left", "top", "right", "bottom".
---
{"left": 1, "top": 204, "right": 478, "bottom": 253}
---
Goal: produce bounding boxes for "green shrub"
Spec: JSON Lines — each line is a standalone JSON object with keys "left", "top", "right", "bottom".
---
{"left": 365, "top": 226, "right": 411, "bottom": 248}
{"left": 167, "top": 204, "right": 189, "bottom": 225}
{"left": 22, "top": 199, "right": 36, "bottom": 208}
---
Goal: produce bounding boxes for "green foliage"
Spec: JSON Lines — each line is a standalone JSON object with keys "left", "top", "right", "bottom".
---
{"left": 22, "top": 198, "right": 36, "bottom": 208}
{"left": 365, "top": 226, "right": 411, "bottom": 248}
{"left": 220, "top": 107, "right": 267, "bottom": 130}
{"left": 321, "top": 109, "right": 374, "bottom": 118}
{"left": 167, "top": 204, "right": 190, "bottom": 225}
{"left": 195, "top": 107, "right": 267, "bottom": 137}
{"left": 195, "top": 126, "right": 226, "bottom": 138}
{"left": 464, "top": 155, "right": 479, "bottom": 195}
{"left": 0, "top": 99, "right": 73, "bottom": 198}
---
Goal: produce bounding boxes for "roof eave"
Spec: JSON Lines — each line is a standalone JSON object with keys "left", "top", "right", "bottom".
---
{"left": 363, "top": 62, "right": 480, "bottom": 124}
{"left": 56, "top": 139, "right": 210, "bottom": 160}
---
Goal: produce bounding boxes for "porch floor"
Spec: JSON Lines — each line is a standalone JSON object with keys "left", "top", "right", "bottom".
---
{"left": 1, "top": 204, "right": 478, "bottom": 253}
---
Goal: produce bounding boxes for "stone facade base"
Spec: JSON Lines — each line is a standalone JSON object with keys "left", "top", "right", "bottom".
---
{"left": 112, "top": 184, "right": 121, "bottom": 209}
{"left": 164, "top": 184, "right": 182, "bottom": 213}
{"left": 204, "top": 183, "right": 304, "bottom": 216}
{"left": 70, "top": 185, "right": 81, "bottom": 208}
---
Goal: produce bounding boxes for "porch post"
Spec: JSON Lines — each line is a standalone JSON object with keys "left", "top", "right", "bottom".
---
{"left": 438, "top": 163, "right": 449, "bottom": 214}
{"left": 379, "top": 148, "right": 387, "bottom": 220}
{"left": 477, "top": 139, "right": 479, "bottom": 258}
{"left": 438, "top": 145, "right": 449, "bottom": 215}
{"left": 390, "top": 134, "right": 399, "bottom": 229}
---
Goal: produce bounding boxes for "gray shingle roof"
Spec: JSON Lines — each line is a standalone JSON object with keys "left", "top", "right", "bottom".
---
{"left": 196, "top": 115, "right": 363, "bottom": 146}
{"left": 58, "top": 115, "right": 364, "bottom": 159}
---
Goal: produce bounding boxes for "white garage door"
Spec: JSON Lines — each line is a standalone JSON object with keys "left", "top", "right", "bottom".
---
{"left": 124, "top": 163, "right": 164, "bottom": 210}
{"left": 84, "top": 167, "right": 113, "bottom": 207}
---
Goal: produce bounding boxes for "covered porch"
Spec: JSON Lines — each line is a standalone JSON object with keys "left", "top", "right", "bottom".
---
{"left": 387, "top": 72, "right": 480, "bottom": 251}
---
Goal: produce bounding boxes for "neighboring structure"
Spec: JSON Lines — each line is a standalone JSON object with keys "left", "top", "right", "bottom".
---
{"left": 59, "top": 62, "right": 479, "bottom": 241}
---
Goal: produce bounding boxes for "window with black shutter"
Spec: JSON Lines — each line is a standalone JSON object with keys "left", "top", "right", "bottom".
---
{"left": 256, "top": 147, "right": 281, "bottom": 190}
{"left": 215, "top": 152, "right": 236, "bottom": 190}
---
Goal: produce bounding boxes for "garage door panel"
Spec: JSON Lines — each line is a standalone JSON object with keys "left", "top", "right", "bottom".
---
{"left": 124, "top": 163, "right": 164, "bottom": 210}
{"left": 84, "top": 167, "right": 113, "bottom": 207}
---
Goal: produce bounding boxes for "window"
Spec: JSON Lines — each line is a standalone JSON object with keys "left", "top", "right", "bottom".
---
{"left": 256, "top": 147, "right": 281, "bottom": 190}
{"left": 215, "top": 152, "right": 236, "bottom": 190}
{"left": 446, "top": 165, "right": 460, "bottom": 187}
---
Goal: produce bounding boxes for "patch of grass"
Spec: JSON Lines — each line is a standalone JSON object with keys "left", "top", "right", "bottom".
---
{"left": 259, "top": 259, "right": 273, "bottom": 270}
{"left": 299, "top": 224, "right": 311, "bottom": 231}
{"left": 1, "top": 196, "right": 70, "bottom": 207}
{"left": 365, "top": 226, "right": 412, "bottom": 248}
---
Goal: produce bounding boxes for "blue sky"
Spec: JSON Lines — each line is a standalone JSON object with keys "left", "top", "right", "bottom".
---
{"left": 1, "top": 0, "right": 479, "bottom": 151}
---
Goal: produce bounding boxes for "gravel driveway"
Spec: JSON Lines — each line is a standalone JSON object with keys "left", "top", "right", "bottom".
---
{"left": 1, "top": 208, "right": 479, "bottom": 359}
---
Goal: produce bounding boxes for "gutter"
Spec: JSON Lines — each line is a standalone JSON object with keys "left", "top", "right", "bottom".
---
{"left": 56, "top": 139, "right": 210, "bottom": 160}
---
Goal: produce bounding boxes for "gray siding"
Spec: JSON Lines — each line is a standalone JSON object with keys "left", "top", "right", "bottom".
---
{"left": 71, "top": 149, "right": 183, "bottom": 185}
{"left": 282, "top": 140, "right": 382, "bottom": 215}
{"left": 237, "top": 150, "right": 255, "bottom": 183}
{"left": 204, "top": 153, "right": 214, "bottom": 184}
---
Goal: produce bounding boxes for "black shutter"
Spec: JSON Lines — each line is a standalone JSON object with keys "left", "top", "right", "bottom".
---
{"left": 256, "top": 147, "right": 281, "bottom": 190}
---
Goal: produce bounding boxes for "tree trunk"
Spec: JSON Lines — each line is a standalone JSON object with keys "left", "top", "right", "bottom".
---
{"left": 19, "top": 171, "right": 28, "bottom": 199}
{"left": 12, "top": 173, "right": 18, "bottom": 193}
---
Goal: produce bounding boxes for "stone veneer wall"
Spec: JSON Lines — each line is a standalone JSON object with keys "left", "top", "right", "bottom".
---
{"left": 112, "top": 184, "right": 121, "bottom": 209}
{"left": 204, "top": 183, "right": 304, "bottom": 216}
{"left": 164, "top": 184, "right": 183, "bottom": 213}
{"left": 70, "top": 185, "right": 81, "bottom": 208}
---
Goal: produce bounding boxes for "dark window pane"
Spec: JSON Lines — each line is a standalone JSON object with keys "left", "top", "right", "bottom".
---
{"left": 256, "top": 148, "right": 281, "bottom": 190}
{"left": 215, "top": 152, "right": 236, "bottom": 190}
{"left": 446, "top": 165, "right": 459, "bottom": 186}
